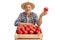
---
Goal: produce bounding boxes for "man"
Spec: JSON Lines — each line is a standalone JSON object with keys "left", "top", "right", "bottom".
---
{"left": 14, "top": 2, "right": 47, "bottom": 26}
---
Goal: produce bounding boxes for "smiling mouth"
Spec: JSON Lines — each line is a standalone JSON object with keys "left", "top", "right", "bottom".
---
{"left": 26, "top": 10, "right": 30, "bottom": 11}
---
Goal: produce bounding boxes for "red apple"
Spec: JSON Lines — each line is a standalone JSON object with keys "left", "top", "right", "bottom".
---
{"left": 18, "top": 24, "right": 23, "bottom": 27}
{"left": 27, "top": 25, "right": 34, "bottom": 29}
{"left": 23, "top": 25, "right": 27, "bottom": 28}
{"left": 31, "top": 28, "right": 36, "bottom": 32}
{"left": 35, "top": 30, "right": 40, "bottom": 34}
{"left": 36, "top": 28, "right": 41, "bottom": 31}
{"left": 17, "top": 27, "right": 22, "bottom": 30}
{"left": 29, "top": 30, "right": 34, "bottom": 34}
{"left": 21, "top": 28, "right": 25, "bottom": 32}
{"left": 16, "top": 29, "right": 19, "bottom": 34}
{"left": 21, "top": 27, "right": 25, "bottom": 29}
{"left": 23, "top": 30, "right": 28, "bottom": 34}
{"left": 16, "top": 29, "right": 23, "bottom": 34}
{"left": 44, "top": 7, "right": 48, "bottom": 12}
{"left": 33, "top": 26, "right": 36, "bottom": 29}
{"left": 26, "top": 27, "right": 30, "bottom": 31}
{"left": 27, "top": 25, "right": 30, "bottom": 28}
{"left": 35, "top": 26, "right": 40, "bottom": 30}
{"left": 21, "top": 27, "right": 25, "bottom": 31}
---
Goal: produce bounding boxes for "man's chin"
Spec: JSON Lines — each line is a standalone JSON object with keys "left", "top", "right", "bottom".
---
{"left": 26, "top": 12, "right": 31, "bottom": 14}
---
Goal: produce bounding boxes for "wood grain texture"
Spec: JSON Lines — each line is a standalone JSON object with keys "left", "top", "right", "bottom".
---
{"left": 14, "top": 33, "right": 43, "bottom": 40}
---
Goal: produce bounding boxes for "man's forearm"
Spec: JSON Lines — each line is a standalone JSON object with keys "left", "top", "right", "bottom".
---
{"left": 37, "top": 11, "right": 47, "bottom": 26}
{"left": 37, "top": 15, "right": 42, "bottom": 26}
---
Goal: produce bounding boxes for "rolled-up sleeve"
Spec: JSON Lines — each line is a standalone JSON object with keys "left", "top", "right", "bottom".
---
{"left": 14, "top": 13, "right": 22, "bottom": 26}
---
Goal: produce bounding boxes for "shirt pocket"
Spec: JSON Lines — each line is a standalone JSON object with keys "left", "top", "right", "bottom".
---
{"left": 29, "top": 17, "right": 34, "bottom": 23}
{"left": 21, "top": 17, "right": 27, "bottom": 23}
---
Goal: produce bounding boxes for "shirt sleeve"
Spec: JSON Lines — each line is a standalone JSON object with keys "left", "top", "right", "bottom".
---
{"left": 14, "top": 13, "right": 22, "bottom": 26}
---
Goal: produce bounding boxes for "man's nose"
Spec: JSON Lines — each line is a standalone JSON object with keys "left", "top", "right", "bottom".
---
{"left": 26, "top": 8, "right": 29, "bottom": 10}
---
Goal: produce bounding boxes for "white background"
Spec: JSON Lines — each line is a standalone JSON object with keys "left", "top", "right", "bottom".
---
{"left": 0, "top": 0, "right": 60, "bottom": 40}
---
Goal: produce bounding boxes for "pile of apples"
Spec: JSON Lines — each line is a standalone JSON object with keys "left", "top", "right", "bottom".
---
{"left": 16, "top": 25, "right": 42, "bottom": 34}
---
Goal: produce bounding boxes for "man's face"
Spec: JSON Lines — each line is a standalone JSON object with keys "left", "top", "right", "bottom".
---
{"left": 24, "top": 4, "right": 32, "bottom": 14}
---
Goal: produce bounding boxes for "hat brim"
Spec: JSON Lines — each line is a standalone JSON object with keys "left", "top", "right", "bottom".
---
{"left": 21, "top": 2, "right": 35, "bottom": 10}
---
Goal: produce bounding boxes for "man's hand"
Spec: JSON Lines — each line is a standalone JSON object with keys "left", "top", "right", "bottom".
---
{"left": 40, "top": 11, "right": 48, "bottom": 17}
{"left": 37, "top": 10, "right": 48, "bottom": 26}
{"left": 40, "top": 7, "right": 48, "bottom": 17}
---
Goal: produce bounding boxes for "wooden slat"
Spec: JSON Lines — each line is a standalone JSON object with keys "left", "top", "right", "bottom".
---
{"left": 14, "top": 33, "right": 43, "bottom": 40}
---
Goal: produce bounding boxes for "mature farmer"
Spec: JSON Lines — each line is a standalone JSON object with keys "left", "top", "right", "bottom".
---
{"left": 14, "top": 2, "right": 47, "bottom": 26}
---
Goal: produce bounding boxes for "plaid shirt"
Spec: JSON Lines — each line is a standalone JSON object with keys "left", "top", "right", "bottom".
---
{"left": 14, "top": 12, "right": 38, "bottom": 26}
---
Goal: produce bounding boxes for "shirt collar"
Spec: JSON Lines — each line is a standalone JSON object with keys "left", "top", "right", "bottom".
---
{"left": 23, "top": 12, "right": 32, "bottom": 17}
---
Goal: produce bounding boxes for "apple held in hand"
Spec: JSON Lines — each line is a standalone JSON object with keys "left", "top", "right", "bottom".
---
{"left": 44, "top": 7, "right": 48, "bottom": 12}
{"left": 40, "top": 7, "right": 48, "bottom": 17}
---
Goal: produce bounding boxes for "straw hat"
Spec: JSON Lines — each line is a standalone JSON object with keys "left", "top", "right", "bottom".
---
{"left": 21, "top": 2, "right": 35, "bottom": 10}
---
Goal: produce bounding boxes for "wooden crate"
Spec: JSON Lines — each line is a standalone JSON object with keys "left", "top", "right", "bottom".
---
{"left": 14, "top": 33, "right": 43, "bottom": 40}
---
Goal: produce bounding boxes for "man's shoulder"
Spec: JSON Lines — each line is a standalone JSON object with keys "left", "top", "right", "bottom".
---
{"left": 20, "top": 12, "right": 25, "bottom": 14}
{"left": 19, "top": 12, "right": 25, "bottom": 16}
{"left": 19, "top": 12, "right": 37, "bottom": 16}
{"left": 31, "top": 12, "right": 37, "bottom": 16}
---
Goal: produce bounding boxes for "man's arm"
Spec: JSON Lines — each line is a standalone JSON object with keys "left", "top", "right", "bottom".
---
{"left": 14, "top": 13, "right": 22, "bottom": 26}
{"left": 37, "top": 11, "right": 47, "bottom": 26}
{"left": 37, "top": 15, "right": 42, "bottom": 26}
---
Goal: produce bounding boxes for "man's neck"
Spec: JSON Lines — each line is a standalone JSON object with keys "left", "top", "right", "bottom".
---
{"left": 25, "top": 12, "right": 31, "bottom": 17}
